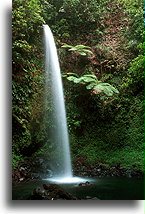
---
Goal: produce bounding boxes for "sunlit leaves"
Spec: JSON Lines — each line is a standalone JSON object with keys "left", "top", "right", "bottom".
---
{"left": 62, "top": 44, "right": 93, "bottom": 56}
{"left": 65, "top": 73, "right": 119, "bottom": 97}
{"left": 121, "top": 54, "right": 144, "bottom": 92}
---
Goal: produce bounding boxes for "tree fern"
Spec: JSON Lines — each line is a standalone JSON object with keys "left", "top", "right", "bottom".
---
{"left": 65, "top": 73, "right": 119, "bottom": 97}
{"left": 62, "top": 44, "right": 93, "bottom": 56}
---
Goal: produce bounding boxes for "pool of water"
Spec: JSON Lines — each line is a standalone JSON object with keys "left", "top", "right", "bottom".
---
{"left": 12, "top": 177, "right": 144, "bottom": 200}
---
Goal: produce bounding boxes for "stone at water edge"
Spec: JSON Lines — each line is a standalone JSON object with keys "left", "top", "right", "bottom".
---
{"left": 86, "top": 196, "right": 92, "bottom": 199}
{"left": 86, "top": 197, "right": 100, "bottom": 200}
{"left": 78, "top": 181, "right": 92, "bottom": 187}
{"left": 28, "top": 186, "right": 49, "bottom": 200}
{"left": 43, "top": 183, "right": 78, "bottom": 200}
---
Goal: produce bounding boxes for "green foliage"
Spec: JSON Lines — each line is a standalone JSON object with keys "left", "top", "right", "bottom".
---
{"left": 12, "top": 153, "right": 23, "bottom": 168}
{"left": 121, "top": 0, "right": 143, "bottom": 42}
{"left": 119, "top": 0, "right": 144, "bottom": 57}
{"left": 65, "top": 73, "right": 119, "bottom": 97}
{"left": 62, "top": 44, "right": 93, "bottom": 56}
{"left": 70, "top": 94, "right": 143, "bottom": 170}
{"left": 95, "top": 44, "right": 115, "bottom": 56}
{"left": 39, "top": 0, "right": 108, "bottom": 43}
{"left": 12, "top": 0, "right": 45, "bottom": 157}
{"left": 122, "top": 55, "right": 144, "bottom": 93}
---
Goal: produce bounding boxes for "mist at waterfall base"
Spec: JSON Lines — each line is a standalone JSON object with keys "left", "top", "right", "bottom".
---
{"left": 43, "top": 25, "right": 89, "bottom": 184}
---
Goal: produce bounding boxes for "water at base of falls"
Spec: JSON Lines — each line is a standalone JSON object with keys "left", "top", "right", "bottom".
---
{"left": 44, "top": 177, "right": 92, "bottom": 184}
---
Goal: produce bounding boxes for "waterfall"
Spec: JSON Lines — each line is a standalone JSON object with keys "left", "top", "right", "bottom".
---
{"left": 43, "top": 25, "right": 72, "bottom": 179}
{"left": 43, "top": 25, "right": 90, "bottom": 184}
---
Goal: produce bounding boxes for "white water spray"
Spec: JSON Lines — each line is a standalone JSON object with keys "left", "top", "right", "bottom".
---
{"left": 43, "top": 25, "right": 91, "bottom": 184}
{"left": 43, "top": 25, "right": 72, "bottom": 179}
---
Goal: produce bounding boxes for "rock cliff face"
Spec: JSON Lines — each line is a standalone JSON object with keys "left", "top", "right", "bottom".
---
{"left": 12, "top": 157, "right": 53, "bottom": 183}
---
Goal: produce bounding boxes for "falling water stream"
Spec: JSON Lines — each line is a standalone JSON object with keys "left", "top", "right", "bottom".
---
{"left": 43, "top": 25, "right": 87, "bottom": 183}
{"left": 44, "top": 25, "right": 72, "bottom": 179}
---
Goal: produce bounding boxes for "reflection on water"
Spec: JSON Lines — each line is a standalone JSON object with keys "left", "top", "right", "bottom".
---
{"left": 12, "top": 177, "right": 144, "bottom": 200}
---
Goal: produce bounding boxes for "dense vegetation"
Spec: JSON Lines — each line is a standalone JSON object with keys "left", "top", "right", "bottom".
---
{"left": 12, "top": 0, "right": 144, "bottom": 171}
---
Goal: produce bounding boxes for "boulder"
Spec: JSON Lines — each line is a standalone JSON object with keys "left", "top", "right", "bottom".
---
{"left": 43, "top": 183, "right": 78, "bottom": 200}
